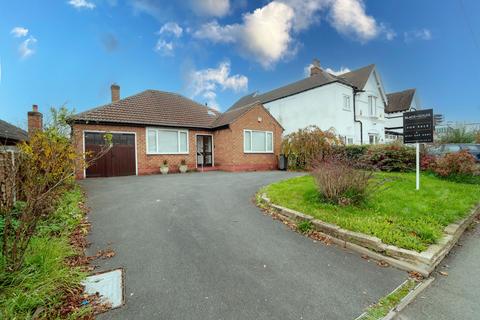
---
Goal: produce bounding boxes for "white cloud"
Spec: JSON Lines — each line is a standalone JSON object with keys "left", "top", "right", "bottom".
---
{"left": 19, "top": 36, "right": 37, "bottom": 59}
{"left": 68, "top": 0, "right": 96, "bottom": 9}
{"left": 325, "top": 66, "right": 351, "bottom": 75}
{"left": 187, "top": 61, "right": 248, "bottom": 109}
{"left": 194, "top": 2, "right": 295, "bottom": 68}
{"left": 328, "top": 0, "right": 382, "bottom": 42}
{"left": 159, "top": 22, "right": 183, "bottom": 38}
{"left": 191, "top": 0, "right": 230, "bottom": 17}
{"left": 404, "top": 28, "right": 432, "bottom": 42}
{"left": 279, "top": 0, "right": 329, "bottom": 32}
{"left": 154, "top": 39, "right": 174, "bottom": 56}
{"left": 11, "top": 27, "right": 29, "bottom": 38}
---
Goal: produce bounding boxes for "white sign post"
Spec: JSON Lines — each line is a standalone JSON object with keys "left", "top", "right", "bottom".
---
{"left": 416, "top": 142, "right": 420, "bottom": 190}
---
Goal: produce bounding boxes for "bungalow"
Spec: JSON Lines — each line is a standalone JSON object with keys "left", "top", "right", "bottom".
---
{"left": 0, "top": 119, "right": 28, "bottom": 146}
{"left": 70, "top": 85, "right": 283, "bottom": 179}
{"left": 384, "top": 88, "right": 420, "bottom": 142}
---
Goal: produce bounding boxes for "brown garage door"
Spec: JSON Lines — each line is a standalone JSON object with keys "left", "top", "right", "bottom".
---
{"left": 85, "top": 132, "right": 136, "bottom": 178}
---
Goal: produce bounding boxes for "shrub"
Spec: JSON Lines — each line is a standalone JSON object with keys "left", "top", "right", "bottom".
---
{"left": 476, "top": 131, "right": 480, "bottom": 143}
{"left": 332, "top": 145, "right": 369, "bottom": 162}
{"left": 432, "top": 150, "right": 477, "bottom": 177}
{"left": 360, "top": 144, "right": 416, "bottom": 172}
{"left": 439, "top": 127, "right": 475, "bottom": 143}
{"left": 282, "top": 126, "right": 343, "bottom": 170}
{"left": 312, "top": 157, "right": 374, "bottom": 206}
{"left": 420, "top": 154, "right": 437, "bottom": 171}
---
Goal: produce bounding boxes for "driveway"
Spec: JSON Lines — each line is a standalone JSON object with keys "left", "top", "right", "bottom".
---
{"left": 82, "top": 171, "right": 406, "bottom": 320}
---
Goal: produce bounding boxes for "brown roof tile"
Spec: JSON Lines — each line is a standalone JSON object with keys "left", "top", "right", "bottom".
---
{"left": 386, "top": 89, "right": 416, "bottom": 113}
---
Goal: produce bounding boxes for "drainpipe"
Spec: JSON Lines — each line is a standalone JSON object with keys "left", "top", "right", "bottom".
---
{"left": 353, "top": 88, "right": 365, "bottom": 144}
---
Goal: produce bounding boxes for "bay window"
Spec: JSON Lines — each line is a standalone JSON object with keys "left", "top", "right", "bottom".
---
{"left": 146, "top": 128, "right": 189, "bottom": 154}
{"left": 244, "top": 130, "right": 273, "bottom": 153}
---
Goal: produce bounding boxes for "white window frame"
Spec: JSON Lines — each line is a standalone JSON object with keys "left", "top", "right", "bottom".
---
{"left": 343, "top": 95, "right": 351, "bottom": 111}
{"left": 243, "top": 129, "right": 274, "bottom": 154}
{"left": 146, "top": 127, "right": 189, "bottom": 155}
{"left": 368, "top": 95, "right": 377, "bottom": 116}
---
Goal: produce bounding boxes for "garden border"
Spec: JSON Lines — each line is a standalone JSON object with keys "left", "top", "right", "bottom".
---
{"left": 259, "top": 193, "right": 480, "bottom": 276}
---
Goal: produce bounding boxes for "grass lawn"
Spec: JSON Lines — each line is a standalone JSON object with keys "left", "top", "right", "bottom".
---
{"left": 262, "top": 172, "right": 480, "bottom": 251}
{"left": 0, "top": 187, "right": 91, "bottom": 319}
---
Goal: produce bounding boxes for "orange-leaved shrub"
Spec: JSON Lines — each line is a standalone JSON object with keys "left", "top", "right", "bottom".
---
{"left": 431, "top": 150, "right": 477, "bottom": 177}
{"left": 282, "top": 126, "right": 343, "bottom": 170}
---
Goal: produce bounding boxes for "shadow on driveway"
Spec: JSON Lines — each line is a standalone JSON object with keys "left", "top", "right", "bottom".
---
{"left": 81, "top": 171, "right": 406, "bottom": 320}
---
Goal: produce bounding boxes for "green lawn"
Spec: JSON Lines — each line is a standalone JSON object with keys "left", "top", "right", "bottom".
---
{"left": 262, "top": 172, "right": 480, "bottom": 251}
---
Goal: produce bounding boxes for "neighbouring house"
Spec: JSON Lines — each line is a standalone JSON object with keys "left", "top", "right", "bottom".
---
{"left": 384, "top": 89, "right": 421, "bottom": 142}
{"left": 229, "top": 59, "right": 388, "bottom": 145}
{"left": 0, "top": 119, "right": 28, "bottom": 147}
{"left": 69, "top": 85, "right": 283, "bottom": 179}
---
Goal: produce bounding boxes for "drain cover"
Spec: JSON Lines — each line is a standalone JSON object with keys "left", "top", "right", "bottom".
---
{"left": 83, "top": 268, "right": 124, "bottom": 309}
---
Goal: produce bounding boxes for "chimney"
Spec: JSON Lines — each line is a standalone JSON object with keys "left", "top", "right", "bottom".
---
{"left": 310, "top": 58, "right": 321, "bottom": 76}
{"left": 111, "top": 83, "right": 120, "bottom": 102}
{"left": 27, "top": 104, "right": 43, "bottom": 136}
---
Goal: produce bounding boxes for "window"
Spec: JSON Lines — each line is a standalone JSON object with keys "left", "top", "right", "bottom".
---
{"left": 343, "top": 95, "right": 351, "bottom": 111}
{"left": 146, "top": 128, "right": 188, "bottom": 154}
{"left": 347, "top": 138, "right": 354, "bottom": 145}
{"left": 369, "top": 134, "right": 378, "bottom": 145}
{"left": 368, "top": 96, "right": 377, "bottom": 116}
{"left": 244, "top": 130, "right": 273, "bottom": 153}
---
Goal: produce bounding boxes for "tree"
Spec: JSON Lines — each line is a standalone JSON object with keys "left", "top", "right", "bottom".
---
{"left": 439, "top": 126, "right": 475, "bottom": 143}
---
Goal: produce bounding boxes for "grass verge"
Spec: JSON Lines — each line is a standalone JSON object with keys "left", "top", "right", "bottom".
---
{"left": 358, "top": 279, "right": 418, "bottom": 320}
{"left": 0, "top": 186, "right": 93, "bottom": 319}
{"left": 262, "top": 172, "right": 480, "bottom": 251}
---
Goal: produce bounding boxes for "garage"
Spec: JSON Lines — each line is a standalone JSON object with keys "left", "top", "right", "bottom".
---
{"left": 84, "top": 132, "right": 136, "bottom": 178}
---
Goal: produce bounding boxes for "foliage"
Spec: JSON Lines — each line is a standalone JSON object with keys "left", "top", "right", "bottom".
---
{"left": 360, "top": 279, "right": 417, "bottom": 320}
{"left": 1, "top": 106, "right": 110, "bottom": 272}
{"left": 282, "top": 126, "right": 343, "bottom": 170}
{"left": 297, "top": 220, "right": 312, "bottom": 233}
{"left": 420, "top": 154, "right": 437, "bottom": 171}
{"left": 439, "top": 127, "right": 476, "bottom": 143}
{"left": 360, "top": 143, "right": 416, "bottom": 172}
{"left": 332, "top": 144, "right": 369, "bottom": 162}
{"left": 180, "top": 159, "right": 187, "bottom": 166}
{"left": 431, "top": 150, "right": 477, "bottom": 177}
{"left": 312, "top": 156, "right": 375, "bottom": 206}
{"left": 0, "top": 187, "right": 91, "bottom": 319}
{"left": 162, "top": 159, "right": 168, "bottom": 166}
{"left": 476, "top": 131, "right": 480, "bottom": 143}
{"left": 262, "top": 172, "right": 480, "bottom": 251}
{"left": 47, "top": 105, "right": 76, "bottom": 138}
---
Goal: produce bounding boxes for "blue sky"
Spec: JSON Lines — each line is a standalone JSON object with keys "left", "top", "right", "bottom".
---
{"left": 1, "top": 0, "right": 479, "bottom": 128}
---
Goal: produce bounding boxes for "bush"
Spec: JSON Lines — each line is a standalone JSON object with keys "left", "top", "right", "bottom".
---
{"left": 282, "top": 126, "right": 343, "bottom": 170}
{"left": 332, "top": 145, "right": 369, "bottom": 162}
{"left": 420, "top": 154, "right": 437, "bottom": 171}
{"left": 360, "top": 144, "right": 416, "bottom": 172}
{"left": 312, "top": 157, "right": 374, "bottom": 206}
{"left": 439, "top": 127, "right": 475, "bottom": 143}
{"left": 432, "top": 150, "right": 477, "bottom": 177}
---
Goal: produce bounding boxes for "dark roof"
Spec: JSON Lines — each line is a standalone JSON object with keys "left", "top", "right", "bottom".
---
{"left": 336, "top": 64, "right": 375, "bottom": 89}
{"left": 72, "top": 90, "right": 222, "bottom": 128}
{"left": 0, "top": 119, "right": 28, "bottom": 143}
{"left": 71, "top": 89, "right": 275, "bottom": 129}
{"left": 228, "top": 64, "right": 375, "bottom": 111}
{"left": 386, "top": 89, "right": 416, "bottom": 113}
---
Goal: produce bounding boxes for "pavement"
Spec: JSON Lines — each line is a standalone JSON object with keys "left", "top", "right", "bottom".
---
{"left": 81, "top": 171, "right": 406, "bottom": 320}
{"left": 396, "top": 217, "right": 480, "bottom": 320}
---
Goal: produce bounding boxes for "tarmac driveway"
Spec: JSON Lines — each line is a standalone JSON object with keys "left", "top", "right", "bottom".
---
{"left": 82, "top": 171, "right": 406, "bottom": 320}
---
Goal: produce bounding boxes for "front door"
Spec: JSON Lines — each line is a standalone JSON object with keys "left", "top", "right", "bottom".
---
{"left": 196, "top": 135, "right": 213, "bottom": 167}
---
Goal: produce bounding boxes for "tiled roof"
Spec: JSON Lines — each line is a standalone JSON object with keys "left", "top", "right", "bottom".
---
{"left": 71, "top": 90, "right": 264, "bottom": 129}
{"left": 72, "top": 90, "right": 222, "bottom": 128}
{"left": 228, "top": 64, "right": 375, "bottom": 111}
{"left": 386, "top": 89, "right": 416, "bottom": 113}
{"left": 0, "top": 119, "right": 28, "bottom": 143}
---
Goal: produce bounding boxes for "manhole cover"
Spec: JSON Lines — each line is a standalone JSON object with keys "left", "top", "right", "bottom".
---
{"left": 83, "top": 268, "right": 124, "bottom": 309}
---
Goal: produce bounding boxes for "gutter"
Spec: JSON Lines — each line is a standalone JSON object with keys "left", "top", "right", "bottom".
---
{"left": 353, "top": 87, "right": 365, "bottom": 144}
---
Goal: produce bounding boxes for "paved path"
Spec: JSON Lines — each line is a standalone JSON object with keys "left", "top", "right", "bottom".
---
{"left": 396, "top": 218, "right": 480, "bottom": 320}
{"left": 82, "top": 171, "right": 406, "bottom": 320}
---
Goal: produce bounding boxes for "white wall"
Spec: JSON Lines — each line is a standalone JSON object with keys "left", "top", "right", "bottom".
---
{"left": 353, "top": 70, "right": 386, "bottom": 144}
{"left": 264, "top": 82, "right": 358, "bottom": 143}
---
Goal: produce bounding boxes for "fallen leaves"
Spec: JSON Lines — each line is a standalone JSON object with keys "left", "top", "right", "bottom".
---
{"left": 409, "top": 271, "right": 424, "bottom": 281}
{"left": 439, "top": 271, "right": 449, "bottom": 276}
{"left": 376, "top": 260, "right": 390, "bottom": 268}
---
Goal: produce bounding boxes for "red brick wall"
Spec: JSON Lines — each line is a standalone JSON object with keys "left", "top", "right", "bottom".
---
{"left": 72, "top": 105, "right": 283, "bottom": 178}
{"left": 213, "top": 105, "right": 283, "bottom": 171}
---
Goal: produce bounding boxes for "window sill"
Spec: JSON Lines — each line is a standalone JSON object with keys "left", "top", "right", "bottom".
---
{"left": 146, "top": 152, "right": 189, "bottom": 156}
{"left": 244, "top": 151, "right": 274, "bottom": 154}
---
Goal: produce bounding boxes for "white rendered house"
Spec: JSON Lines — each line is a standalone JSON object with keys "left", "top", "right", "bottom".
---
{"left": 384, "top": 89, "right": 421, "bottom": 142}
{"left": 229, "top": 60, "right": 388, "bottom": 145}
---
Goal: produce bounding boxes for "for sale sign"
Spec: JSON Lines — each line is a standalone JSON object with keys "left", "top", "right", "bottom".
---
{"left": 403, "top": 109, "right": 434, "bottom": 144}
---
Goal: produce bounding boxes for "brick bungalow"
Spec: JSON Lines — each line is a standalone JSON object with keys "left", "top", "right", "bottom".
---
{"left": 70, "top": 85, "right": 283, "bottom": 179}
